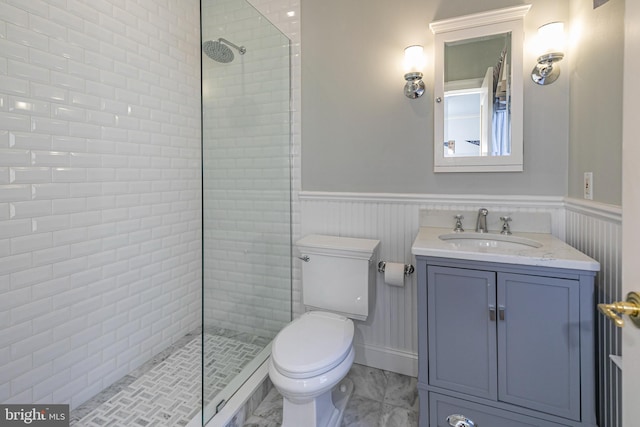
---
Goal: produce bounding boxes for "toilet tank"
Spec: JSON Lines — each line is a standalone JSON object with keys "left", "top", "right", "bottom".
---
{"left": 296, "top": 235, "right": 380, "bottom": 321}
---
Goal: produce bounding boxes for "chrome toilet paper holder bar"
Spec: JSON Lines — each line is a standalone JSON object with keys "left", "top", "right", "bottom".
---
{"left": 377, "top": 261, "right": 415, "bottom": 276}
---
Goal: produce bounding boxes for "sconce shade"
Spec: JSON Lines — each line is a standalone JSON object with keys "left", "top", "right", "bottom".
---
{"left": 532, "top": 22, "right": 565, "bottom": 85}
{"left": 404, "top": 45, "right": 425, "bottom": 98}
{"left": 537, "top": 22, "right": 565, "bottom": 55}
{"left": 404, "top": 45, "right": 425, "bottom": 73}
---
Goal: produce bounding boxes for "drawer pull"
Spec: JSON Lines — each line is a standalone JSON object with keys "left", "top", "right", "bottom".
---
{"left": 447, "top": 414, "right": 476, "bottom": 427}
{"left": 489, "top": 305, "right": 496, "bottom": 321}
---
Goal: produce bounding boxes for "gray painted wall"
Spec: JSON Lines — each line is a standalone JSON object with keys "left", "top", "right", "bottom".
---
{"left": 301, "top": 0, "right": 571, "bottom": 195}
{"left": 301, "top": 0, "right": 624, "bottom": 203}
{"left": 568, "top": 0, "right": 623, "bottom": 205}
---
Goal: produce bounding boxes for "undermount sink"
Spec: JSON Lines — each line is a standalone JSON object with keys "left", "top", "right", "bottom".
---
{"left": 438, "top": 232, "right": 543, "bottom": 249}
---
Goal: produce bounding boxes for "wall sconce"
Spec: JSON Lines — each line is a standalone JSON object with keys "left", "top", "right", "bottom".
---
{"left": 531, "top": 22, "right": 565, "bottom": 85}
{"left": 404, "top": 45, "right": 425, "bottom": 98}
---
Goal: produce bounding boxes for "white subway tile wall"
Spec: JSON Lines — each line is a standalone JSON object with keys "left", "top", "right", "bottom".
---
{"left": 0, "top": 0, "right": 201, "bottom": 409}
{"left": 249, "top": 0, "right": 302, "bottom": 324}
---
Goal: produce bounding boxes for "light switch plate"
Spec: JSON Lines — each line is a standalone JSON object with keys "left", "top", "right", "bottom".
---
{"left": 584, "top": 172, "right": 593, "bottom": 200}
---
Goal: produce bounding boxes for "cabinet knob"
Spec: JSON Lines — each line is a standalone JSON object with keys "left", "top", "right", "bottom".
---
{"left": 597, "top": 291, "right": 640, "bottom": 328}
{"left": 447, "top": 414, "right": 476, "bottom": 427}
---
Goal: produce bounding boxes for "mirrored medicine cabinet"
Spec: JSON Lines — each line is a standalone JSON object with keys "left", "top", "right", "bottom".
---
{"left": 430, "top": 5, "right": 530, "bottom": 172}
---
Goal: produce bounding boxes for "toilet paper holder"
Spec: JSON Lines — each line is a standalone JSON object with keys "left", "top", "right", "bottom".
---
{"left": 377, "top": 261, "right": 415, "bottom": 276}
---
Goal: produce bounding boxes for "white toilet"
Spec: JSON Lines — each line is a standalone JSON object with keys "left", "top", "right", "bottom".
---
{"left": 268, "top": 234, "right": 380, "bottom": 427}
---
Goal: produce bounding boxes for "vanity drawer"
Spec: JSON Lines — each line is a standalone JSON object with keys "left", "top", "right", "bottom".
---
{"left": 429, "top": 393, "right": 569, "bottom": 427}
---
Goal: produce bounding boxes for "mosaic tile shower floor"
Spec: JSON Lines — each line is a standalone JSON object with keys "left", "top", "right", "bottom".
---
{"left": 70, "top": 331, "right": 266, "bottom": 427}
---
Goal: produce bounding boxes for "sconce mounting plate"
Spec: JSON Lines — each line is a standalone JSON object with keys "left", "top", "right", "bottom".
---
{"left": 404, "top": 72, "right": 425, "bottom": 99}
{"left": 531, "top": 52, "right": 564, "bottom": 85}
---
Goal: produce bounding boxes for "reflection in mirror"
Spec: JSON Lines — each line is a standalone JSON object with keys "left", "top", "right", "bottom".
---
{"left": 443, "top": 33, "right": 511, "bottom": 158}
{"left": 430, "top": 5, "right": 529, "bottom": 173}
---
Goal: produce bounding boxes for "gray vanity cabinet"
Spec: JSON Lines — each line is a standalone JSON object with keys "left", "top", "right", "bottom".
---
{"left": 417, "top": 257, "right": 597, "bottom": 427}
{"left": 427, "top": 267, "right": 498, "bottom": 400}
{"left": 496, "top": 272, "right": 580, "bottom": 419}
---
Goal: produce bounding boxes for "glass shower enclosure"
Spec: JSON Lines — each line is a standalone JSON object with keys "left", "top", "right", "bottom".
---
{"left": 201, "top": 0, "right": 292, "bottom": 423}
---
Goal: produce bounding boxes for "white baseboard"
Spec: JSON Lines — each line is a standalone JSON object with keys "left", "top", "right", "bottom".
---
{"left": 354, "top": 342, "right": 418, "bottom": 378}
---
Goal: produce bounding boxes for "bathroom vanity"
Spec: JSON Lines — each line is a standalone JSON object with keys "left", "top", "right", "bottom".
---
{"left": 412, "top": 226, "right": 600, "bottom": 427}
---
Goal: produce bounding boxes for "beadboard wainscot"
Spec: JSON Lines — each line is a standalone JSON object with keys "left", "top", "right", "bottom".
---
{"left": 298, "top": 192, "right": 566, "bottom": 376}
{"left": 565, "top": 197, "right": 622, "bottom": 427}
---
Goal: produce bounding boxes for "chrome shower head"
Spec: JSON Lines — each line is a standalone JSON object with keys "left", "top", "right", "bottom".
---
{"left": 202, "top": 38, "right": 246, "bottom": 63}
{"left": 203, "top": 40, "right": 234, "bottom": 63}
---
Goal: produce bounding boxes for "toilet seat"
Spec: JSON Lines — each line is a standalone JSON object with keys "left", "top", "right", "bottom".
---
{"left": 271, "top": 311, "right": 354, "bottom": 379}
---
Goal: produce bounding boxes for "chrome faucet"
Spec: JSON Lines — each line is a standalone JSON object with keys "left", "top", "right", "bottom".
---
{"left": 476, "top": 208, "right": 489, "bottom": 233}
{"left": 499, "top": 216, "right": 512, "bottom": 235}
{"left": 453, "top": 214, "right": 464, "bottom": 232}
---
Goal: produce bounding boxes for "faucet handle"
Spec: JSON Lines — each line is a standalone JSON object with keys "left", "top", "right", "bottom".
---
{"left": 453, "top": 214, "right": 464, "bottom": 232}
{"left": 499, "top": 216, "right": 512, "bottom": 235}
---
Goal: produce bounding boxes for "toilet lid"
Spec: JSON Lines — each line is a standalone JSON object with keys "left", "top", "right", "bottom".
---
{"left": 271, "top": 311, "right": 354, "bottom": 379}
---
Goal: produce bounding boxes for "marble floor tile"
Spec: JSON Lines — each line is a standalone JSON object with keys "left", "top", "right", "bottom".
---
{"left": 243, "top": 364, "right": 419, "bottom": 427}
{"left": 129, "top": 329, "right": 201, "bottom": 379}
{"left": 341, "top": 395, "right": 383, "bottom": 427}
{"left": 382, "top": 370, "right": 419, "bottom": 411}
{"left": 71, "top": 330, "right": 268, "bottom": 427}
{"left": 346, "top": 364, "right": 388, "bottom": 402}
{"left": 379, "top": 404, "right": 419, "bottom": 427}
{"left": 243, "top": 416, "right": 281, "bottom": 427}
{"left": 251, "top": 388, "right": 283, "bottom": 424}
{"left": 68, "top": 376, "right": 138, "bottom": 424}
{"left": 67, "top": 332, "right": 418, "bottom": 427}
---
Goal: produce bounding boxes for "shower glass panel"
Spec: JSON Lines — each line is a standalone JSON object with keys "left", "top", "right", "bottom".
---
{"left": 201, "top": 0, "right": 292, "bottom": 424}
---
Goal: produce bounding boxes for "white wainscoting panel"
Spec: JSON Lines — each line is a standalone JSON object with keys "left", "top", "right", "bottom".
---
{"left": 565, "top": 198, "right": 622, "bottom": 427}
{"left": 299, "top": 192, "right": 565, "bottom": 376}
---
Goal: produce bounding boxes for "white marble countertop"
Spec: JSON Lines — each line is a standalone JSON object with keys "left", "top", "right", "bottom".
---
{"left": 411, "top": 227, "right": 600, "bottom": 271}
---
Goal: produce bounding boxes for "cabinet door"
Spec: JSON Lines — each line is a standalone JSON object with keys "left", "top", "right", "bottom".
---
{"left": 427, "top": 266, "right": 497, "bottom": 400}
{"left": 497, "top": 273, "right": 580, "bottom": 420}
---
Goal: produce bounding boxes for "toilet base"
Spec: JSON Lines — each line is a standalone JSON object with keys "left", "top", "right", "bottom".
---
{"left": 281, "top": 378, "right": 354, "bottom": 427}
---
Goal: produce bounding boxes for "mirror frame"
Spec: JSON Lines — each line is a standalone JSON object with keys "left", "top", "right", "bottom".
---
{"left": 430, "top": 5, "right": 531, "bottom": 173}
